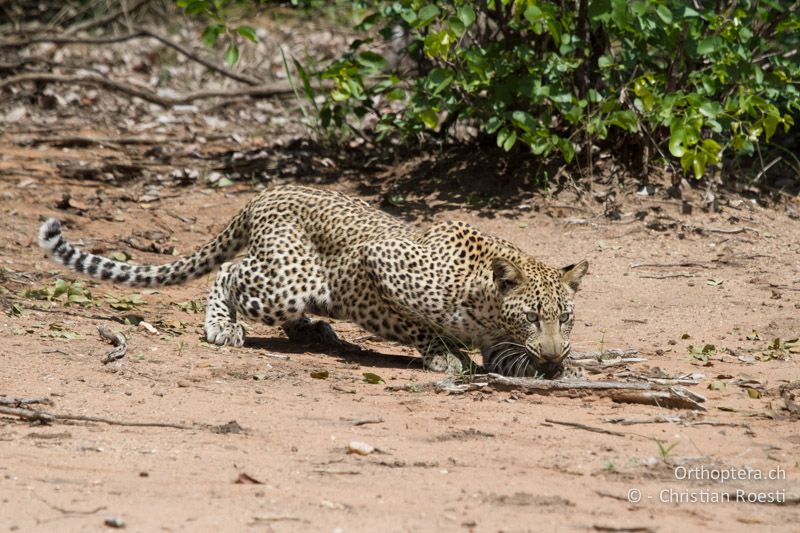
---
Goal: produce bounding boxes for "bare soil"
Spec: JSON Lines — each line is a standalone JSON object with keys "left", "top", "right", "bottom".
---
{"left": 1, "top": 11, "right": 800, "bottom": 532}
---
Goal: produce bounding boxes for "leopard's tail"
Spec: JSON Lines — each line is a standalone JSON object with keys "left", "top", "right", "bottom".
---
{"left": 38, "top": 206, "right": 251, "bottom": 287}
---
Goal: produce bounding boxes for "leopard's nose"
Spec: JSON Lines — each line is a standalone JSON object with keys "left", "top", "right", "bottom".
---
{"left": 539, "top": 338, "right": 566, "bottom": 362}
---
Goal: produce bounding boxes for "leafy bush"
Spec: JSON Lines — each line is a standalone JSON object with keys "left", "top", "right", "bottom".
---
{"left": 307, "top": 0, "right": 799, "bottom": 180}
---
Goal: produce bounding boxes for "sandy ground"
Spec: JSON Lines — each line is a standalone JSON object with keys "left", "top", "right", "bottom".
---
{"left": 1, "top": 11, "right": 799, "bottom": 531}
{"left": 1, "top": 155, "right": 799, "bottom": 532}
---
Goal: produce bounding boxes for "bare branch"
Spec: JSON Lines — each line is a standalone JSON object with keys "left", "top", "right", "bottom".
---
{"left": 136, "top": 27, "right": 263, "bottom": 86}
{"left": 0, "top": 72, "right": 293, "bottom": 107}
{"left": 0, "top": 28, "right": 262, "bottom": 86}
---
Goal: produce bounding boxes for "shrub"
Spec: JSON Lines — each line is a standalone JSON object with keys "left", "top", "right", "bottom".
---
{"left": 181, "top": 1, "right": 800, "bottom": 181}
{"left": 311, "top": 0, "right": 800, "bottom": 180}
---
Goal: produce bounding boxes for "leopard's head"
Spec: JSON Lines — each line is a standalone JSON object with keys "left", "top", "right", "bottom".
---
{"left": 485, "top": 257, "right": 589, "bottom": 377}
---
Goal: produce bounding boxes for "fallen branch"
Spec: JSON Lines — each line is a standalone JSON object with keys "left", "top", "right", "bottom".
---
{"left": 610, "top": 387, "right": 707, "bottom": 411}
{"left": 23, "top": 133, "right": 230, "bottom": 148}
{"left": 387, "top": 374, "right": 707, "bottom": 411}
{"left": 569, "top": 357, "right": 647, "bottom": 371}
{"left": 0, "top": 404, "right": 193, "bottom": 429}
{"left": 98, "top": 326, "right": 127, "bottom": 364}
{"left": 0, "top": 405, "right": 56, "bottom": 423}
{"left": 570, "top": 348, "right": 639, "bottom": 359}
{"left": 0, "top": 396, "right": 52, "bottom": 406}
{"left": 544, "top": 418, "right": 628, "bottom": 437}
{"left": 0, "top": 73, "right": 293, "bottom": 107}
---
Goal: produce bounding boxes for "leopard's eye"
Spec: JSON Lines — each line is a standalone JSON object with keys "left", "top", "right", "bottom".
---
{"left": 559, "top": 313, "right": 571, "bottom": 323}
{"left": 526, "top": 311, "right": 540, "bottom": 323}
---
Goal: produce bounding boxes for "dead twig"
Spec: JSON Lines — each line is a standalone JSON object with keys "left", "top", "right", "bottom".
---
{"left": 0, "top": 73, "right": 293, "bottom": 108}
{"left": 683, "top": 224, "right": 760, "bottom": 235}
{"left": 595, "top": 490, "right": 630, "bottom": 502}
{"left": 98, "top": 326, "right": 127, "bottom": 364}
{"left": 606, "top": 415, "right": 683, "bottom": 425}
{"left": 543, "top": 418, "right": 628, "bottom": 437}
{"left": 349, "top": 417, "right": 384, "bottom": 427}
{"left": 0, "top": 406, "right": 56, "bottom": 423}
{"left": 34, "top": 494, "right": 106, "bottom": 516}
{"left": 0, "top": 396, "right": 53, "bottom": 406}
{"left": 630, "top": 261, "right": 714, "bottom": 268}
{"left": 638, "top": 272, "right": 697, "bottom": 279}
{"left": 769, "top": 284, "right": 800, "bottom": 292}
{"left": 0, "top": 403, "right": 193, "bottom": 429}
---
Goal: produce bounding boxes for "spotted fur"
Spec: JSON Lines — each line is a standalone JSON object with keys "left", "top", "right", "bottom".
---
{"left": 38, "top": 185, "right": 588, "bottom": 376}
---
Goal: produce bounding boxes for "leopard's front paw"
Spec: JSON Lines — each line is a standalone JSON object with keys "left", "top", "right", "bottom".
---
{"left": 205, "top": 322, "right": 246, "bottom": 347}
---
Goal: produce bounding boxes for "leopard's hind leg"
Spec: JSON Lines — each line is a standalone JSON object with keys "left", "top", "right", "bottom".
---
{"left": 204, "top": 262, "right": 246, "bottom": 346}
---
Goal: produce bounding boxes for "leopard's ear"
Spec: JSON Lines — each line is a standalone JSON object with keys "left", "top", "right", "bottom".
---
{"left": 560, "top": 259, "right": 589, "bottom": 291}
{"left": 492, "top": 257, "right": 524, "bottom": 294}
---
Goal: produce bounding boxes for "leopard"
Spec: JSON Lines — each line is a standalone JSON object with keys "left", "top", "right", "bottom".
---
{"left": 38, "top": 185, "right": 588, "bottom": 377}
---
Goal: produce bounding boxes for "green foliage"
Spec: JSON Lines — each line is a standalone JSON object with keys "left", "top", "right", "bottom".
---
{"left": 23, "top": 279, "right": 94, "bottom": 306}
{"left": 176, "top": 0, "right": 259, "bottom": 65}
{"left": 304, "top": 0, "right": 799, "bottom": 179}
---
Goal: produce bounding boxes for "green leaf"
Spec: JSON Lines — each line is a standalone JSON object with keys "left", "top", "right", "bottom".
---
{"left": 362, "top": 372, "right": 385, "bottom": 384}
{"left": 386, "top": 88, "right": 406, "bottom": 100}
{"left": 357, "top": 51, "right": 387, "bottom": 71}
{"left": 67, "top": 293, "right": 91, "bottom": 304}
{"left": 607, "top": 110, "right": 638, "bottom": 132}
{"left": 236, "top": 26, "right": 258, "bottom": 43}
{"left": 556, "top": 137, "right": 575, "bottom": 163}
{"left": 448, "top": 17, "right": 465, "bottom": 36}
{"left": 655, "top": 5, "right": 672, "bottom": 24}
{"left": 502, "top": 130, "right": 517, "bottom": 151}
{"left": 699, "top": 101, "right": 722, "bottom": 119}
{"left": 52, "top": 279, "right": 69, "bottom": 299}
{"left": 669, "top": 122, "right": 687, "bottom": 157}
{"left": 588, "top": 0, "right": 612, "bottom": 22}
{"left": 225, "top": 44, "right": 239, "bottom": 67}
{"left": 457, "top": 5, "right": 476, "bottom": 28}
{"left": 417, "top": 5, "right": 441, "bottom": 27}
{"left": 697, "top": 37, "right": 721, "bottom": 55}
{"left": 427, "top": 68, "right": 454, "bottom": 95}
{"left": 418, "top": 109, "right": 438, "bottom": 129}
{"left": 310, "top": 370, "right": 329, "bottom": 380}
{"left": 201, "top": 24, "right": 223, "bottom": 47}
{"left": 524, "top": 4, "right": 543, "bottom": 23}
{"left": 184, "top": 0, "right": 209, "bottom": 16}
{"left": 510, "top": 111, "right": 537, "bottom": 133}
